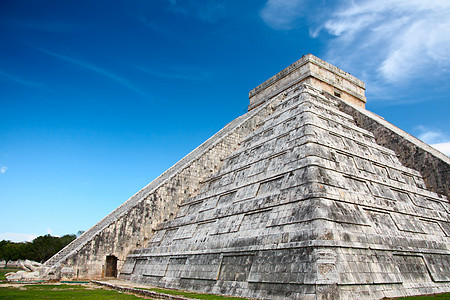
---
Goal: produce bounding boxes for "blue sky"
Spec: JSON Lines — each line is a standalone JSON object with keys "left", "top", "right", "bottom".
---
{"left": 1, "top": 0, "right": 449, "bottom": 242}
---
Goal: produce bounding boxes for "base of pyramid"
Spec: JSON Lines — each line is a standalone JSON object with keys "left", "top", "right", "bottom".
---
{"left": 119, "top": 245, "right": 450, "bottom": 299}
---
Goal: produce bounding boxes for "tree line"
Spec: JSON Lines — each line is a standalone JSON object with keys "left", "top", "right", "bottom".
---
{"left": 0, "top": 234, "right": 77, "bottom": 267}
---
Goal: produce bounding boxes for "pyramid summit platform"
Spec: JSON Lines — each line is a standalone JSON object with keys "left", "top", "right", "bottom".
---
{"left": 43, "top": 54, "right": 450, "bottom": 299}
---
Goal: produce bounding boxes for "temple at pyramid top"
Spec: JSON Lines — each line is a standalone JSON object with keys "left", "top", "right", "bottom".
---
{"left": 248, "top": 53, "right": 366, "bottom": 111}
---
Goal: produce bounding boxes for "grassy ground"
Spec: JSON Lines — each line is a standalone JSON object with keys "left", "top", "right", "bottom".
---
{"left": 0, "top": 280, "right": 448, "bottom": 299}
{"left": 387, "top": 294, "right": 450, "bottom": 299}
{"left": 140, "top": 286, "right": 450, "bottom": 300}
{"left": 0, "top": 283, "right": 248, "bottom": 299}
{"left": 0, "top": 284, "right": 145, "bottom": 299}
{"left": 141, "top": 286, "right": 248, "bottom": 299}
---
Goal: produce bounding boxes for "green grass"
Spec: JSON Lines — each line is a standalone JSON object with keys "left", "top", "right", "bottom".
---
{"left": 0, "top": 269, "right": 21, "bottom": 281}
{"left": 142, "top": 288, "right": 450, "bottom": 300}
{"left": 1, "top": 282, "right": 448, "bottom": 300}
{"left": 140, "top": 287, "right": 249, "bottom": 300}
{"left": 0, "top": 283, "right": 249, "bottom": 299}
{"left": 388, "top": 293, "right": 450, "bottom": 299}
{"left": 0, "top": 284, "right": 144, "bottom": 299}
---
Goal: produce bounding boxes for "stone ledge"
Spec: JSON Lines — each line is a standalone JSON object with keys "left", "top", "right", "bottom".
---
{"left": 127, "top": 241, "right": 450, "bottom": 259}
{"left": 154, "top": 159, "right": 446, "bottom": 233}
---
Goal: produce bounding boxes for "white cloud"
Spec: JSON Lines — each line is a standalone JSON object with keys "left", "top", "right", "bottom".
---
{"left": 261, "top": 0, "right": 450, "bottom": 84}
{"left": 260, "top": 0, "right": 306, "bottom": 30}
{"left": 135, "top": 65, "right": 211, "bottom": 82}
{"left": 418, "top": 131, "right": 443, "bottom": 145}
{"left": 0, "top": 69, "right": 43, "bottom": 88}
{"left": 316, "top": 0, "right": 450, "bottom": 83}
{"left": 0, "top": 166, "right": 7, "bottom": 174}
{"left": 431, "top": 142, "right": 450, "bottom": 156}
{"left": 0, "top": 232, "right": 38, "bottom": 242}
{"left": 5, "top": 18, "right": 77, "bottom": 33}
{"left": 415, "top": 126, "right": 450, "bottom": 156}
{"left": 37, "top": 48, "right": 149, "bottom": 97}
{"left": 415, "top": 126, "right": 448, "bottom": 144}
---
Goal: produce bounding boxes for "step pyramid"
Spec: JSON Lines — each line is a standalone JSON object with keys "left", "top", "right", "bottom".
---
{"left": 44, "top": 54, "right": 450, "bottom": 299}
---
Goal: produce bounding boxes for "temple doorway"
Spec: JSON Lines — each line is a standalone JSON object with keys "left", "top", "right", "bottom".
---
{"left": 105, "top": 255, "right": 118, "bottom": 277}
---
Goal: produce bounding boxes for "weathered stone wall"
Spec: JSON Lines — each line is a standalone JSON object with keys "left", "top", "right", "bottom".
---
{"left": 336, "top": 95, "right": 450, "bottom": 198}
{"left": 43, "top": 89, "right": 281, "bottom": 279}
{"left": 120, "top": 84, "right": 450, "bottom": 299}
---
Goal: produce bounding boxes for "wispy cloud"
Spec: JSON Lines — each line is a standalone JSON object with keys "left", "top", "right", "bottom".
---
{"left": 431, "top": 142, "right": 450, "bottom": 156}
{"left": 168, "top": 0, "right": 226, "bottom": 23}
{"left": 415, "top": 125, "right": 450, "bottom": 156}
{"left": 417, "top": 130, "right": 443, "bottom": 145}
{"left": 415, "top": 125, "right": 448, "bottom": 144}
{"left": 260, "top": 0, "right": 307, "bottom": 30}
{"left": 139, "top": 16, "right": 169, "bottom": 36}
{"left": 0, "top": 69, "right": 43, "bottom": 88}
{"left": 0, "top": 166, "right": 7, "bottom": 174}
{"left": 0, "top": 232, "right": 37, "bottom": 242}
{"left": 138, "top": 15, "right": 189, "bottom": 44}
{"left": 5, "top": 18, "right": 77, "bottom": 33}
{"left": 316, "top": 0, "right": 450, "bottom": 83}
{"left": 261, "top": 0, "right": 450, "bottom": 84}
{"left": 135, "top": 65, "right": 211, "bottom": 82}
{"left": 37, "top": 48, "right": 148, "bottom": 97}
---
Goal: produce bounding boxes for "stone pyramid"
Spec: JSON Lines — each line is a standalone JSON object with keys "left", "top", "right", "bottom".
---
{"left": 43, "top": 54, "right": 450, "bottom": 299}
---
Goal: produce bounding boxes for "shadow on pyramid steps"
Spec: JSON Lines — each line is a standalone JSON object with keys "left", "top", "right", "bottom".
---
{"left": 43, "top": 54, "right": 450, "bottom": 300}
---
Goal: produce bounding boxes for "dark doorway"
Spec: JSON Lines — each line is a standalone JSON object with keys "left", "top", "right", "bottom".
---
{"left": 105, "top": 255, "right": 118, "bottom": 277}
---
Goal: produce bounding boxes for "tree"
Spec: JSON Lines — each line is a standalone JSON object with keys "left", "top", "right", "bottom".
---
{"left": 0, "top": 234, "right": 77, "bottom": 265}
{"left": 0, "top": 241, "right": 21, "bottom": 267}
